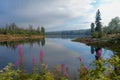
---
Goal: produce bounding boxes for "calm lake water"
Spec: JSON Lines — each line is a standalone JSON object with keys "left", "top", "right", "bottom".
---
{"left": 0, "top": 37, "right": 114, "bottom": 74}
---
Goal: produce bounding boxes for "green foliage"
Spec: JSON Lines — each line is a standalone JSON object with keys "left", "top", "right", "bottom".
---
{"left": 41, "top": 27, "right": 45, "bottom": 35}
{"left": 0, "top": 23, "right": 45, "bottom": 36}
{"left": 104, "top": 17, "right": 120, "bottom": 34}
{"left": 78, "top": 55, "right": 120, "bottom": 80}
{"left": 0, "top": 55, "right": 120, "bottom": 80}
{"left": 95, "top": 9, "right": 101, "bottom": 24}
{"left": 91, "top": 9, "right": 103, "bottom": 38}
{"left": 95, "top": 9, "right": 102, "bottom": 38}
{"left": 91, "top": 23, "right": 95, "bottom": 37}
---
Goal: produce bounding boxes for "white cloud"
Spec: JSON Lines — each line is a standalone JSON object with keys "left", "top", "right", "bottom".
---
{"left": 1, "top": 0, "right": 120, "bottom": 31}
{"left": 13, "top": 0, "right": 95, "bottom": 31}
{"left": 98, "top": 0, "right": 120, "bottom": 26}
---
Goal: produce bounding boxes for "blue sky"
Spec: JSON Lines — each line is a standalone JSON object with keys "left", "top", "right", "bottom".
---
{"left": 0, "top": 0, "right": 120, "bottom": 31}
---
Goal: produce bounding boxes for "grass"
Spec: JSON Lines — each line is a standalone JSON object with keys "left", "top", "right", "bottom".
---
{"left": 0, "top": 34, "right": 44, "bottom": 42}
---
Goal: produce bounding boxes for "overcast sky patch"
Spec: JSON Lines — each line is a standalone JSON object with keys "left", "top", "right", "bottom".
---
{"left": 0, "top": 0, "right": 120, "bottom": 31}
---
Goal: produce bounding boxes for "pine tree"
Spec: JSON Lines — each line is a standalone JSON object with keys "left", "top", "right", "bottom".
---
{"left": 41, "top": 27, "right": 45, "bottom": 35}
{"left": 91, "top": 23, "right": 95, "bottom": 37}
{"left": 95, "top": 9, "right": 102, "bottom": 38}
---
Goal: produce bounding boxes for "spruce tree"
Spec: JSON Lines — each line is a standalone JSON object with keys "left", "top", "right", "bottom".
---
{"left": 91, "top": 23, "right": 95, "bottom": 37}
{"left": 41, "top": 27, "right": 45, "bottom": 35}
{"left": 95, "top": 9, "right": 102, "bottom": 38}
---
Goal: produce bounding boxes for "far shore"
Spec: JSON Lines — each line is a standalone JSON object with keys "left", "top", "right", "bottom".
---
{"left": 0, "top": 34, "right": 45, "bottom": 42}
{"left": 73, "top": 34, "right": 120, "bottom": 54}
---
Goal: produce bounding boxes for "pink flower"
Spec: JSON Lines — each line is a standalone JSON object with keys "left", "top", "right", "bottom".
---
{"left": 78, "top": 56, "right": 83, "bottom": 62}
{"left": 84, "top": 66, "right": 89, "bottom": 70}
{"left": 17, "top": 44, "right": 23, "bottom": 56}
{"left": 97, "top": 49, "right": 102, "bottom": 57}
{"left": 17, "top": 44, "right": 24, "bottom": 65}
{"left": 32, "top": 56, "right": 36, "bottom": 66}
{"left": 40, "top": 49, "right": 44, "bottom": 63}
{"left": 61, "top": 64, "right": 65, "bottom": 73}
{"left": 14, "top": 61, "right": 19, "bottom": 67}
{"left": 64, "top": 72, "right": 69, "bottom": 78}
{"left": 18, "top": 43, "right": 22, "bottom": 49}
{"left": 98, "top": 49, "right": 102, "bottom": 54}
{"left": 63, "top": 66, "right": 69, "bottom": 78}
{"left": 66, "top": 66, "right": 69, "bottom": 73}
{"left": 61, "top": 64, "right": 65, "bottom": 69}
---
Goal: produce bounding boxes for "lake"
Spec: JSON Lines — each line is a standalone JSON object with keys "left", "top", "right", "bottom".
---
{"left": 0, "top": 37, "right": 114, "bottom": 75}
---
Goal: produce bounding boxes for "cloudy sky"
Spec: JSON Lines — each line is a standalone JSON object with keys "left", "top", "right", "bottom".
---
{"left": 0, "top": 0, "right": 120, "bottom": 31}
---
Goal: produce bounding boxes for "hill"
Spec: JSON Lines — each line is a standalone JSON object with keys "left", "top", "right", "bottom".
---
{"left": 46, "top": 29, "right": 91, "bottom": 36}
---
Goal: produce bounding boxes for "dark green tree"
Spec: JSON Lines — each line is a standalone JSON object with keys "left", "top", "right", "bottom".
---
{"left": 95, "top": 9, "right": 102, "bottom": 38}
{"left": 29, "top": 25, "right": 33, "bottom": 33}
{"left": 91, "top": 23, "right": 95, "bottom": 37}
{"left": 41, "top": 27, "right": 45, "bottom": 35}
{"left": 108, "top": 17, "right": 120, "bottom": 34}
{"left": 37, "top": 26, "right": 41, "bottom": 34}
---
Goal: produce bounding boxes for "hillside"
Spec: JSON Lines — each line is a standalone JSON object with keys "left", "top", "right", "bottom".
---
{"left": 46, "top": 29, "right": 91, "bottom": 35}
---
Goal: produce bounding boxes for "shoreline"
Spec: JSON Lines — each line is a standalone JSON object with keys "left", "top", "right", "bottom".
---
{"left": 73, "top": 35, "right": 120, "bottom": 54}
{"left": 0, "top": 34, "right": 45, "bottom": 42}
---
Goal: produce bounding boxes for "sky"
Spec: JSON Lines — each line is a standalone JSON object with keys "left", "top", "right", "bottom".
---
{"left": 0, "top": 0, "right": 120, "bottom": 31}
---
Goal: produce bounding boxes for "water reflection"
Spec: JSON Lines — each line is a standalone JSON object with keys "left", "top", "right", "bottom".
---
{"left": 90, "top": 46, "right": 95, "bottom": 54}
{"left": 18, "top": 44, "right": 24, "bottom": 72}
{"left": 46, "top": 35, "right": 87, "bottom": 39}
{"left": 90, "top": 46, "right": 113, "bottom": 60}
{"left": 41, "top": 38, "right": 45, "bottom": 46}
{"left": 95, "top": 47, "right": 102, "bottom": 60}
{"left": 90, "top": 46, "right": 102, "bottom": 60}
{"left": 0, "top": 38, "right": 46, "bottom": 50}
{"left": 0, "top": 38, "right": 115, "bottom": 76}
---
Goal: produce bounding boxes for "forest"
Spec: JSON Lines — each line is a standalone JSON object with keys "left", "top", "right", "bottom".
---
{"left": 0, "top": 23, "right": 45, "bottom": 35}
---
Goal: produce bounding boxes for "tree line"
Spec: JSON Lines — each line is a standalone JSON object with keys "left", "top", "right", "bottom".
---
{"left": 0, "top": 23, "right": 45, "bottom": 35}
{"left": 91, "top": 9, "right": 120, "bottom": 38}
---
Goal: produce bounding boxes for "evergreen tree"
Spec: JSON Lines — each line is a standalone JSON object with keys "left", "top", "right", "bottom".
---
{"left": 41, "top": 27, "right": 45, "bottom": 35}
{"left": 37, "top": 26, "right": 41, "bottom": 34}
{"left": 91, "top": 23, "right": 95, "bottom": 37}
{"left": 95, "top": 9, "right": 102, "bottom": 38}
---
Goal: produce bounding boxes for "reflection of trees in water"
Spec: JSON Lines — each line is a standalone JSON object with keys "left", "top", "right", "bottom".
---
{"left": 90, "top": 46, "right": 120, "bottom": 75}
{"left": 90, "top": 46, "right": 102, "bottom": 60}
{"left": 90, "top": 46, "right": 95, "bottom": 54}
{"left": 0, "top": 38, "right": 46, "bottom": 50}
{"left": 41, "top": 38, "right": 45, "bottom": 46}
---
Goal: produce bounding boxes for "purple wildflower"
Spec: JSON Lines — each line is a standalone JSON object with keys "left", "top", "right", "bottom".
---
{"left": 17, "top": 44, "right": 24, "bottom": 65}
{"left": 18, "top": 44, "right": 23, "bottom": 56}
{"left": 61, "top": 64, "right": 65, "bottom": 69}
{"left": 66, "top": 66, "right": 69, "bottom": 73}
{"left": 78, "top": 56, "right": 83, "bottom": 62}
{"left": 64, "top": 71, "right": 69, "bottom": 78}
{"left": 32, "top": 56, "right": 36, "bottom": 66}
{"left": 18, "top": 43, "right": 22, "bottom": 49}
{"left": 97, "top": 49, "right": 102, "bottom": 57}
{"left": 40, "top": 49, "right": 44, "bottom": 63}
{"left": 14, "top": 61, "right": 19, "bottom": 67}
{"left": 84, "top": 66, "right": 89, "bottom": 70}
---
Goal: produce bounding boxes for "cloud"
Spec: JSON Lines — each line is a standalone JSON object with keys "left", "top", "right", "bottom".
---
{"left": 0, "top": 0, "right": 95, "bottom": 31}
{"left": 0, "top": 0, "right": 119, "bottom": 31}
{"left": 98, "top": 0, "right": 120, "bottom": 26}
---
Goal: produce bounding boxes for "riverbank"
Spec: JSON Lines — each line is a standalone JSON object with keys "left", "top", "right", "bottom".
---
{"left": 73, "top": 34, "right": 120, "bottom": 54}
{"left": 0, "top": 34, "right": 44, "bottom": 42}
